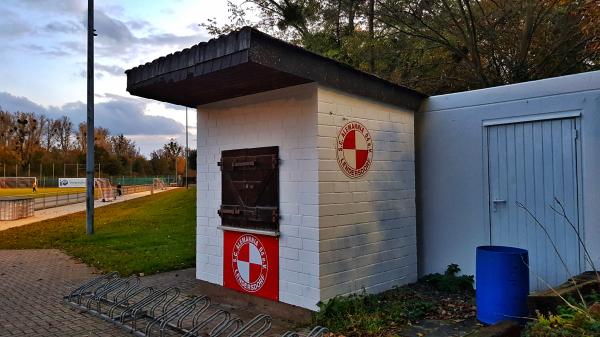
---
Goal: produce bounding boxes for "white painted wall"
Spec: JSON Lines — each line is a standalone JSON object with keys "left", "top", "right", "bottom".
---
{"left": 317, "top": 86, "right": 418, "bottom": 300}
{"left": 196, "top": 82, "right": 420, "bottom": 310}
{"left": 418, "top": 71, "right": 600, "bottom": 278}
{"left": 196, "top": 83, "right": 320, "bottom": 310}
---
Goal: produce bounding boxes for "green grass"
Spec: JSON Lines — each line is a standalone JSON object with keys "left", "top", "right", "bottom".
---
{"left": 0, "top": 187, "right": 86, "bottom": 198}
{"left": 0, "top": 188, "right": 196, "bottom": 275}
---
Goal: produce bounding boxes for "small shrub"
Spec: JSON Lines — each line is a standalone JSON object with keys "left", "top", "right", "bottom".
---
{"left": 523, "top": 292, "right": 600, "bottom": 337}
{"left": 312, "top": 290, "right": 434, "bottom": 336}
{"left": 311, "top": 266, "right": 475, "bottom": 336}
{"left": 313, "top": 292, "right": 387, "bottom": 334}
{"left": 403, "top": 300, "right": 435, "bottom": 321}
{"left": 420, "top": 264, "right": 474, "bottom": 292}
{"left": 523, "top": 311, "right": 600, "bottom": 337}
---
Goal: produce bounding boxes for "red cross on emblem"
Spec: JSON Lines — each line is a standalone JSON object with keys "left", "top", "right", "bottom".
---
{"left": 232, "top": 234, "right": 268, "bottom": 292}
{"left": 337, "top": 121, "right": 373, "bottom": 178}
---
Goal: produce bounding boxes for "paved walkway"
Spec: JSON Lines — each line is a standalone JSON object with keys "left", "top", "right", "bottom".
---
{"left": 0, "top": 249, "right": 128, "bottom": 337}
{"left": 0, "top": 249, "right": 304, "bottom": 337}
{"left": 0, "top": 188, "right": 174, "bottom": 232}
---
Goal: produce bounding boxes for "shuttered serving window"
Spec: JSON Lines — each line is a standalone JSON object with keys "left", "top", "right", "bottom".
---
{"left": 218, "top": 146, "right": 279, "bottom": 231}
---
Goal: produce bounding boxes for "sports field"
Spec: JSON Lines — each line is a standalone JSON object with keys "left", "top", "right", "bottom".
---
{"left": 0, "top": 188, "right": 196, "bottom": 275}
{"left": 0, "top": 187, "right": 86, "bottom": 198}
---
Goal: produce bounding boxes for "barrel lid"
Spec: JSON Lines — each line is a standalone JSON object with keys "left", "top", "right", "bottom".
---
{"left": 477, "top": 245, "right": 528, "bottom": 255}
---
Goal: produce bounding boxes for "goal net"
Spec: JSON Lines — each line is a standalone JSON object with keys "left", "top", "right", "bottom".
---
{"left": 0, "top": 177, "right": 37, "bottom": 188}
{"left": 94, "top": 178, "right": 116, "bottom": 202}
{"left": 153, "top": 178, "right": 167, "bottom": 190}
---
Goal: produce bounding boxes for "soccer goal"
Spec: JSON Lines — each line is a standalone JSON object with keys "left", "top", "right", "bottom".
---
{"left": 0, "top": 177, "right": 37, "bottom": 188}
{"left": 94, "top": 178, "right": 116, "bottom": 202}
{"left": 152, "top": 178, "right": 167, "bottom": 190}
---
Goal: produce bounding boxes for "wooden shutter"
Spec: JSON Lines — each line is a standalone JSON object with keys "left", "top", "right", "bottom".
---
{"left": 218, "top": 146, "right": 279, "bottom": 231}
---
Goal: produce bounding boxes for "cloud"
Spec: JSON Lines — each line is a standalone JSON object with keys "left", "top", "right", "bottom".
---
{"left": 94, "top": 96, "right": 184, "bottom": 135}
{"left": 0, "top": 91, "right": 184, "bottom": 137}
{"left": 93, "top": 10, "right": 136, "bottom": 44}
{"left": 87, "top": 9, "right": 205, "bottom": 60}
{"left": 0, "top": 92, "right": 46, "bottom": 114}
{"left": 16, "top": 0, "right": 85, "bottom": 14}
{"left": 0, "top": 9, "right": 32, "bottom": 38}
{"left": 43, "top": 20, "right": 84, "bottom": 34}
{"left": 96, "top": 63, "right": 126, "bottom": 76}
{"left": 127, "top": 19, "right": 152, "bottom": 31}
{"left": 2, "top": 4, "right": 206, "bottom": 62}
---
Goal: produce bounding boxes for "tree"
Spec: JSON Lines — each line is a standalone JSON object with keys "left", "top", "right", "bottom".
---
{"left": 149, "top": 149, "right": 170, "bottom": 175}
{"left": 162, "top": 139, "right": 183, "bottom": 159}
{"left": 95, "top": 145, "right": 122, "bottom": 176}
{"left": 76, "top": 123, "right": 111, "bottom": 153}
{"left": 54, "top": 116, "right": 73, "bottom": 155}
{"left": 76, "top": 122, "right": 87, "bottom": 151}
{"left": 42, "top": 116, "right": 55, "bottom": 150}
{"left": 204, "top": 0, "right": 600, "bottom": 94}
{"left": 188, "top": 149, "right": 197, "bottom": 171}
{"left": 252, "top": 0, "right": 321, "bottom": 39}
{"left": 0, "top": 109, "right": 193, "bottom": 178}
{"left": 378, "top": 0, "right": 600, "bottom": 92}
{"left": 110, "top": 134, "right": 139, "bottom": 172}
{"left": 132, "top": 156, "right": 150, "bottom": 176}
{"left": 0, "top": 110, "right": 15, "bottom": 149}
{"left": 147, "top": 140, "right": 185, "bottom": 175}
{"left": 367, "top": 0, "right": 375, "bottom": 72}
{"left": 12, "top": 112, "right": 43, "bottom": 169}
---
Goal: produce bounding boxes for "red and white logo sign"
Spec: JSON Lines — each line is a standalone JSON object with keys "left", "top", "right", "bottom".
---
{"left": 337, "top": 121, "right": 373, "bottom": 178}
{"left": 224, "top": 231, "right": 278, "bottom": 301}
{"left": 231, "top": 234, "right": 268, "bottom": 292}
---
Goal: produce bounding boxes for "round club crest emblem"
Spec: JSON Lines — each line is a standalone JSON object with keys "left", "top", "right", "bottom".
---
{"left": 336, "top": 121, "right": 374, "bottom": 178}
{"left": 231, "top": 234, "right": 268, "bottom": 292}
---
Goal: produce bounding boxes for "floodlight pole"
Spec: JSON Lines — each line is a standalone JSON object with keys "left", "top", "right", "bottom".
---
{"left": 86, "top": 0, "right": 95, "bottom": 235}
{"left": 185, "top": 107, "right": 189, "bottom": 189}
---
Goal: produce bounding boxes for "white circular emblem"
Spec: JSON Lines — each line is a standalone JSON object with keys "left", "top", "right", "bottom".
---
{"left": 336, "top": 121, "right": 373, "bottom": 179}
{"left": 232, "top": 234, "right": 268, "bottom": 292}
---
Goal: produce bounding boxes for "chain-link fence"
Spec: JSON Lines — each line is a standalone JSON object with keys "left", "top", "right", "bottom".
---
{"left": 0, "top": 197, "right": 35, "bottom": 220}
{"left": 1, "top": 163, "right": 180, "bottom": 187}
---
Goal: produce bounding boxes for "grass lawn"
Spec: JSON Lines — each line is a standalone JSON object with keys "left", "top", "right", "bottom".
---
{"left": 0, "top": 187, "right": 86, "bottom": 198}
{"left": 0, "top": 188, "right": 196, "bottom": 275}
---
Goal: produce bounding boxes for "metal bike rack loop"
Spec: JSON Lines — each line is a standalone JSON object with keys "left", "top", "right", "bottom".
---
{"left": 65, "top": 273, "right": 329, "bottom": 337}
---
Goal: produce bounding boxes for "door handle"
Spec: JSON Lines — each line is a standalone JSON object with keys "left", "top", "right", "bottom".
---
{"left": 492, "top": 199, "right": 506, "bottom": 212}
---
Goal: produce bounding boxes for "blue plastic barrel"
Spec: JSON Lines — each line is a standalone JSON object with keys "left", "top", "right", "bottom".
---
{"left": 476, "top": 246, "right": 529, "bottom": 325}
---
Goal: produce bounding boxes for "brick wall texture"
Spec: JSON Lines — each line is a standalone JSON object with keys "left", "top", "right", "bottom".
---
{"left": 196, "top": 83, "right": 417, "bottom": 310}
{"left": 196, "top": 84, "right": 320, "bottom": 310}
{"left": 316, "top": 86, "right": 417, "bottom": 301}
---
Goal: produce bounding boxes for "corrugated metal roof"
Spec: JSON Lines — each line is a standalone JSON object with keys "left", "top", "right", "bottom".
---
{"left": 125, "top": 27, "right": 427, "bottom": 109}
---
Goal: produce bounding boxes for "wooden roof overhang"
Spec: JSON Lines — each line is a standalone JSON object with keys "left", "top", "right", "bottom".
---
{"left": 126, "top": 27, "right": 427, "bottom": 109}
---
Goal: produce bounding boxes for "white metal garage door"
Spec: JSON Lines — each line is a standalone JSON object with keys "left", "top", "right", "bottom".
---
{"left": 486, "top": 116, "right": 581, "bottom": 291}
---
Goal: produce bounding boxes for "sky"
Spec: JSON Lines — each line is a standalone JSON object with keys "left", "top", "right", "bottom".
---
{"left": 0, "top": 0, "right": 255, "bottom": 156}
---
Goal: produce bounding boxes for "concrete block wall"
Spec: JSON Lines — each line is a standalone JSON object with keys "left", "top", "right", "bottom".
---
{"left": 196, "top": 83, "right": 320, "bottom": 310}
{"left": 316, "top": 85, "right": 418, "bottom": 301}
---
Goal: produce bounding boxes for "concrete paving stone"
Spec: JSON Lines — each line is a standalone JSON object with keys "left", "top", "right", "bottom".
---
{"left": 0, "top": 249, "right": 304, "bottom": 337}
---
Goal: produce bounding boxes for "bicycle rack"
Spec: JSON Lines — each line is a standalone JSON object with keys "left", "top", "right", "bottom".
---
{"left": 64, "top": 273, "right": 328, "bottom": 337}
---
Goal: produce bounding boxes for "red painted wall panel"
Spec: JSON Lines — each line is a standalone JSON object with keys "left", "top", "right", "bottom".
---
{"left": 223, "top": 231, "right": 279, "bottom": 301}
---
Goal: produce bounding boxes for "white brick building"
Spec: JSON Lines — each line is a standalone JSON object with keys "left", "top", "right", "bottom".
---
{"left": 126, "top": 27, "right": 424, "bottom": 310}
{"left": 125, "top": 25, "right": 600, "bottom": 313}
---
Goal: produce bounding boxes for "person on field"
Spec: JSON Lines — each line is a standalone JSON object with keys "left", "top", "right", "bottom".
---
{"left": 32, "top": 180, "right": 37, "bottom": 192}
